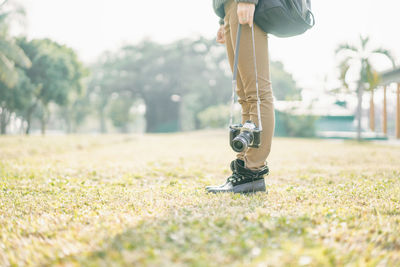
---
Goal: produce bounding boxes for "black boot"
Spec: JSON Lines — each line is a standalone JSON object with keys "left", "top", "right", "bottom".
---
{"left": 206, "top": 159, "right": 269, "bottom": 194}
{"left": 205, "top": 159, "right": 238, "bottom": 191}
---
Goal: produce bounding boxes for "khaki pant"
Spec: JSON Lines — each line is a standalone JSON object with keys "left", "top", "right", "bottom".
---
{"left": 224, "top": 0, "right": 275, "bottom": 170}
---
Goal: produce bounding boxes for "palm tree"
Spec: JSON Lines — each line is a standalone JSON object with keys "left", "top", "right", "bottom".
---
{"left": 336, "top": 36, "right": 396, "bottom": 141}
{"left": 0, "top": 1, "right": 31, "bottom": 88}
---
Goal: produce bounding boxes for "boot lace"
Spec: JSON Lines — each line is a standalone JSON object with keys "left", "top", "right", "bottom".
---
{"left": 227, "top": 172, "right": 245, "bottom": 184}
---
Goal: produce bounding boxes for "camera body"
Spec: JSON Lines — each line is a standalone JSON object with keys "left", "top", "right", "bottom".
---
{"left": 229, "top": 121, "right": 261, "bottom": 152}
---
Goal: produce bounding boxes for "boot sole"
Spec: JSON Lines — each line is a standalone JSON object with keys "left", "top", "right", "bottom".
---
{"left": 207, "top": 179, "right": 266, "bottom": 194}
{"left": 233, "top": 179, "right": 266, "bottom": 194}
{"left": 205, "top": 182, "right": 229, "bottom": 190}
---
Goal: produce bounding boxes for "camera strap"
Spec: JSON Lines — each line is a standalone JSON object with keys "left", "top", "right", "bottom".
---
{"left": 229, "top": 24, "right": 263, "bottom": 131}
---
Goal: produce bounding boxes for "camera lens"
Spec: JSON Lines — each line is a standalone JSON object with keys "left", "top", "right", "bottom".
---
{"left": 232, "top": 131, "right": 253, "bottom": 152}
{"left": 232, "top": 139, "right": 245, "bottom": 152}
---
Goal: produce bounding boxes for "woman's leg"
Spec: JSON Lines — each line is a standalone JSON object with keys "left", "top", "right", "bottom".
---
{"left": 224, "top": 0, "right": 275, "bottom": 170}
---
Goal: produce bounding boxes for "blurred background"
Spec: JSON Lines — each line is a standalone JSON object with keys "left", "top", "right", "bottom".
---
{"left": 1, "top": 0, "right": 400, "bottom": 140}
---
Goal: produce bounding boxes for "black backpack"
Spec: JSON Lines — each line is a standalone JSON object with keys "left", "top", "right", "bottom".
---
{"left": 254, "top": 0, "right": 315, "bottom": 38}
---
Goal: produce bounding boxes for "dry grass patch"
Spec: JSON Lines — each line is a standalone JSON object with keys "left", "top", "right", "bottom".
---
{"left": 0, "top": 132, "right": 399, "bottom": 266}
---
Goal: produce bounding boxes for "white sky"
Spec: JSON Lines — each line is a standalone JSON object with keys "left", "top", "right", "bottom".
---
{"left": 13, "top": 0, "right": 400, "bottom": 93}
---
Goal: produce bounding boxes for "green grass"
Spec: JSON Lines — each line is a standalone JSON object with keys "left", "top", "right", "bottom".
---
{"left": 1, "top": 131, "right": 400, "bottom": 266}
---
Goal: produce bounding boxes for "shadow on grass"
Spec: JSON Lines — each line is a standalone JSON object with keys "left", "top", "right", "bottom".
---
{"left": 56, "top": 195, "right": 339, "bottom": 266}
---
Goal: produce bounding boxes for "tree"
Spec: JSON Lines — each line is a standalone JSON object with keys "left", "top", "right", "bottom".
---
{"left": 0, "top": 1, "right": 32, "bottom": 134}
{"left": 108, "top": 92, "right": 136, "bottom": 133}
{"left": 57, "top": 51, "right": 89, "bottom": 134}
{"left": 117, "top": 39, "right": 210, "bottom": 132}
{"left": 87, "top": 51, "right": 125, "bottom": 133}
{"left": 59, "top": 85, "right": 90, "bottom": 133}
{"left": 0, "top": 69, "right": 34, "bottom": 134}
{"left": 270, "top": 61, "right": 301, "bottom": 100}
{"left": 90, "top": 38, "right": 232, "bottom": 133}
{"left": 17, "top": 38, "right": 88, "bottom": 134}
{"left": 336, "top": 36, "right": 395, "bottom": 140}
{"left": 0, "top": 2, "right": 31, "bottom": 88}
{"left": 89, "top": 37, "right": 303, "bottom": 133}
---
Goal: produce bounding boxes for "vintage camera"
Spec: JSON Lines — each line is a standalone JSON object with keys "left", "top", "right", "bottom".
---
{"left": 229, "top": 121, "right": 261, "bottom": 152}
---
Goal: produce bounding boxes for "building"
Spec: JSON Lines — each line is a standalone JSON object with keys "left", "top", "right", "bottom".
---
{"left": 379, "top": 67, "right": 400, "bottom": 139}
{"left": 274, "top": 98, "right": 386, "bottom": 139}
{"left": 274, "top": 67, "right": 400, "bottom": 140}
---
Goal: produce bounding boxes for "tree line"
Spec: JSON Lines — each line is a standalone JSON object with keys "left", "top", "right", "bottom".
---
{"left": 0, "top": 4, "right": 301, "bottom": 135}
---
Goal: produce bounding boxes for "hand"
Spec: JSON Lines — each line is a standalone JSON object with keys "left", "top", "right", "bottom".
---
{"left": 216, "top": 25, "right": 225, "bottom": 44}
{"left": 237, "top": 2, "right": 255, "bottom": 27}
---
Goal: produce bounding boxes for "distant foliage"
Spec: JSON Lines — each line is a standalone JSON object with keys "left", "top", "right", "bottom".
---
{"left": 270, "top": 61, "right": 301, "bottom": 101}
{"left": 0, "top": 35, "right": 88, "bottom": 135}
{"left": 88, "top": 38, "right": 302, "bottom": 133}
{"left": 108, "top": 93, "right": 136, "bottom": 133}
{"left": 16, "top": 38, "right": 88, "bottom": 134}
{"left": 0, "top": 4, "right": 31, "bottom": 89}
{"left": 197, "top": 105, "right": 231, "bottom": 129}
{"left": 0, "top": 5, "right": 303, "bottom": 135}
{"left": 275, "top": 110, "right": 317, "bottom": 137}
{"left": 88, "top": 38, "right": 231, "bottom": 133}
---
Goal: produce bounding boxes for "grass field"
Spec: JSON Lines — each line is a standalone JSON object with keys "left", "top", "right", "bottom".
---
{"left": 1, "top": 131, "right": 400, "bottom": 266}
